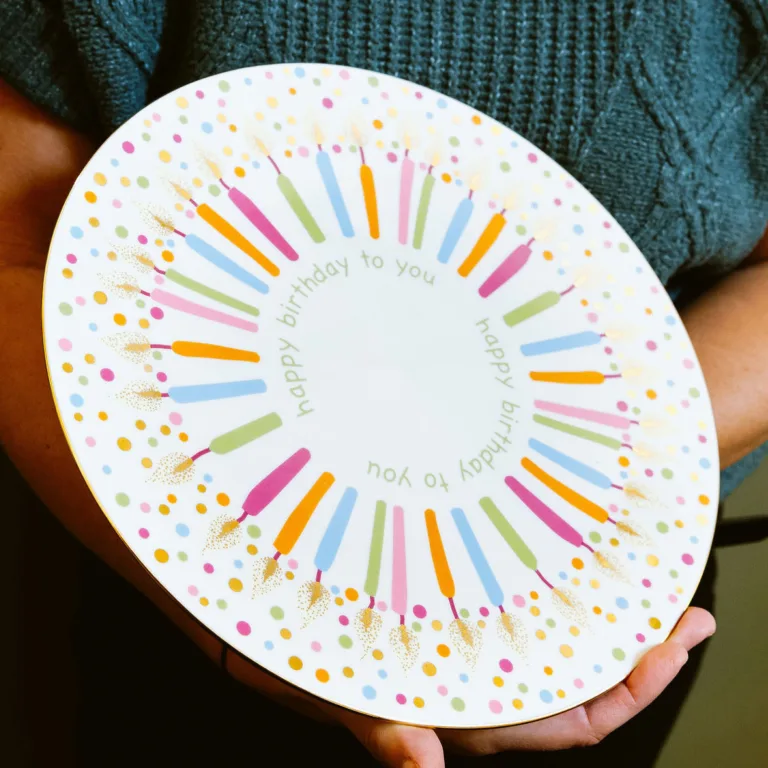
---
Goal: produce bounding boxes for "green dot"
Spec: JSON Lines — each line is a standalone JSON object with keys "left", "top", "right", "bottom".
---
{"left": 349, "top": 144, "right": 358, "bottom": 153}
{"left": 572, "top": 204, "right": 581, "bottom": 212}
{"left": 218, "top": 80, "right": 230, "bottom": 92}
{"left": 312, "top": 78, "right": 321, "bottom": 86}
{"left": 449, "top": 136, "right": 460, "bottom": 147}
{"left": 136, "top": 299, "right": 145, "bottom": 308}
{"left": 216, "top": 599, "right": 227, "bottom": 610}
{"left": 515, "top": 225, "right": 527, "bottom": 235}
{"left": 412, "top": 621, "right": 422, "bottom": 632}
{"left": 545, "top": 618, "right": 556, "bottom": 628}
{"left": 518, "top": 683, "right": 528, "bottom": 693}
{"left": 450, "top": 697, "right": 465, "bottom": 712}
{"left": 115, "top": 493, "right": 130, "bottom": 507}
{"left": 589, "top": 531, "right": 602, "bottom": 543}
{"left": 544, "top": 170, "right": 551, "bottom": 177}
{"left": 152, "top": 351, "right": 162, "bottom": 360}
{"left": 500, "top": 161, "right": 511, "bottom": 172}
{"left": 137, "top": 176, "right": 149, "bottom": 188}
{"left": 148, "top": 437, "right": 158, "bottom": 447}
{"left": 179, "top": 115, "right": 188, "bottom": 125}
{"left": 115, "top": 225, "right": 128, "bottom": 238}
{"left": 612, "top": 648, "right": 626, "bottom": 661}
{"left": 603, "top": 291, "right": 611, "bottom": 299}
{"left": 59, "top": 302, "right": 73, "bottom": 316}
{"left": 270, "top": 606, "right": 284, "bottom": 620}
{"left": 141, "top": 132, "right": 151, "bottom": 142}
{"left": 610, "top": 363, "right": 619, "bottom": 372}
{"left": 632, "top": 406, "right": 641, "bottom": 415}
{"left": 689, "top": 387, "right": 700, "bottom": 399}
{"left": 208, "top": 184, "right": 221, "bottom": 197}
{"left": 391, "top": 140, "right": 400, "bottom": 149}
{"left": 339, "top": 634, "right": 353, "bottom": 649}
{"left": 368, "top": 76, "right": 379, "bottom": 87}
{"left": 669, "top": 569, "right": 679, "bottom": 579}
{"left": 178, "top": 551, "right": 188, "bottom": 562}
{"left": 661, "top": 468, "right": 674, "bottom": 479}
{"left": 619, "top": 243, "right": 630, "bottom": 253}
{"left": 459, "top": 608, "right": 470, "bottom": 619}
{"left": 656, "top": 522, "right": 669, "bottom": 533}
{"left": 641, "top": 599, "right": 651, "bottom": 609}
{"left": 78, "top": 375, "right": 88, "bottom": 385}
{"left": 247, "top": 524, "right": 261, "bottom": 539}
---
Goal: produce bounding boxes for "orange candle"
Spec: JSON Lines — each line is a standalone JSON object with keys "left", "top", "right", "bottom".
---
{"left": 273, "top": 472, "right": 335, "bottom": 555}
{"left": 424, "top": 509, "right": 455, "bottom": 598}
{"left": 529, "top": 370, "right": 606, "bottom": 385}
{"left": 171, "top": 341, "right": 260, "bottom": 363}
{"left": 458, "top": 212, "right": 506, "bottom": 276}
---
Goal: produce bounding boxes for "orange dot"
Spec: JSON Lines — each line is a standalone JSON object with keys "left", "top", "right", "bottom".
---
{"left": 288, "top": 656, "right": 303, "bottom": 671}
{"left": 196, "top": 503, "right": 207, "bottom": 514}
{"left": 414, "top": 697, "right": 425, "bottom": 708}
{"left": 289, "top": 87, "right": 297, "bottom": 95}
{"left": 167, "top": 494, "right": 177, "bottom": 503}
{"left": 698, "top": 494, "right": 710, "bottom": 506}
{"left": 135, "top": 420, "right": 145, "bottom": 430}
{"left": 609, "top": 537, "right": 619, "bottom": 547}
{"left": 62, "top": 363, "right": 73, "bottom": 373}
{"left": 471, "top": 115, "right": 482, "bottom": 125}
{"left": 343, "top": 666, "right": 354, "bottom": 678}
{"left": 284, "top": 150, "right": 292, "bottom": 158}
{"left": 88, "top": 217, "right": 99, "bottom": 228}
{"left": 593, "top": 606, "right": 602, "bottom": 615}
{"left": 530, "top": 591, "right": 539, "bottom": 600}
{"left": 141, "top": 457, "right": 152, "bottom": 468}
{"left": 154, "top": 549, "right": 169, "bottom": 563}
{"left": 580, "top": 298, "right": 589, "bottom": 306}
{"left": 441, "top": 172, "right": 452, "bottom": 183}
{"left": 246, "top": 544, "right": 258, "bottom": 555}
{"left": 543, "top": 250, "right": 553, "bottom": 261}
{"left": 280, "top": 628, "right": 292, "bottom": 639}
{"left": 315, "top": 668, "right": 329, "bottom": 683}
{"left": 107, "top": 251, "right": 117, "bottom": 261}
{"left": 645, "top": 307, "right": 653, "bottom": 315}
{"left": 199, "top": 597, "right": 209, "bottom": 607}
{"left": 544, "top": 666, "right": 553, "bottom": 675}
{"left": 646, "top": 389, "right": 657, "bottom": 400}
{"left": 74, "top": 413, "right": 83, "bottom": 422}
{"left": 117, "top": 437, "right": 131, "bottom": 451}
{"left": 493, "top": 676, "right": 504, "bottom": 687}
{"left": 584, "top": 249, "right": 592, "bottom": 256}
{"left": 229, "top": 124, "right": 238, "bottom": 132}
{"left": 571, "top": 557, "right": 584, "bottom": 570}
{"left": 228, "top": 578, "right": 243, "bottom": 592}
{"left": 675, "top": 519, "right": 685, "bottom": 528}
{"left": 437, "top": 644, "right": 451, "bottom": 658}
{"left": 98, "top": 411, "right": 108, "bottom": 421}
{"left": 138, "top": 318, "right": 150, "bottom": 329}
{"left": 62, "top": 268, "right": 73, "bottom": 279}
{"left": 560, "top": 644, "right": 574, "bottom": 658}
{"left": 372, "top": 119, "right": 383, "bottom": 129}
{"left": 618, "top": 456, "right": 630, "bottom": 467}
{"left": 161, "top": 249, "right": 174, "bottom": 263}
{"left": 535, "top": 629, "right": 546, "bottom": 640}
{"left": 513, "top": 699, "right": 524, "bottom": 710}
{"left": 217, "top": 493, "right": 230, "bottom": 507}
{"left": 285, "top": 570, "right": 294, "bottom": 580}
{"left": 158, "top": 504, "right": 170, "bottom": 515}
{"left": 372, "top": 649, "right": 384, "bottom": 660}
{"left": 93, "top": 291, "right": 107, "bottom": 304}
{"left": 84, "top": 191, "right": 97, "bottom": 203}
{"left": 197, "top": 484, "right": 206, "bottom": 493}
{"left": 114, "top": 313, "right": 127, "bottom": 326}
{"left": 345, "top": 588, "right": 359, "bottom": 602}
{"left": 160, "top": 425, "right": 171, "bottom": 435}
{"left": 649, "top": 617, "right": 661, "bottom": 630}
{"left": 234, "top": 166, "right": 246, "bottom": 177}
{"left": 179, "top": 432, "right": 188, "bottom": 442}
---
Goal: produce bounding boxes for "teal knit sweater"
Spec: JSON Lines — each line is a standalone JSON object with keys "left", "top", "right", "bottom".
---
{"left": 2, "top": 0, "right": 767, "bottom": 497}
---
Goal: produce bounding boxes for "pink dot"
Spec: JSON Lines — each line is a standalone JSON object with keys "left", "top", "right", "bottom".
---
{"left": 617, "top": 401, "right": 628, "bottom": 412}
{"left": 609, "top": 504, "right": 619, "bottom": 513}
{"left": 574, "top": 678, "right": 584, "bottom": 689}
{"left": 474, "top": 137, "right": 483, "bottom": 146}
{"left": 622, "top": 432, "right": 632, "bottom": 443}
{"left": 339, "top": 615, "right": 349, "bottom": 626}
{"left": 587, "top": 312, "right": 599, "bottom": 323}
{"left": 604, "top": 240, "right": 613, "bottom": 248}
{"left": 676, "top": 496, "right": 685, "bottom": 505}
{"left": 140, "top": 502, "right": 150, "bottom": 513}
{"left": 681, "top": 400, "right": 690, "bottom": 408}
{"left": 512, "top": 594, "right": 526, "bottom": 608}
{"left": 169, "top": 412, "right": 183, "bottom": 425}
{"left": 138, "top": 234, "right": 148, "bottom": 244}
{"left": 138, "top": 528, "right": 149, "bottom": 538}
{"left": 566, "top": 180, "right": 574, "bottom": 189}
{"left": 418, "top": 161, "right": 427, "bottom": 171}
{"left": 415, "top": 91, "right": 423, "bottom": 99}
{"left": 646, "top": 341, "right": 657, "bottom": 351}
{"left": 188, "top": 585, "right": 199, "bottom": 596}
{"left": 499, "top": 658, "right": 513, "bottom": 673}
{"left": 85, "top": 437, "right": 96, "bottom": 447}
{"left": 58, "top": 338, "right": 72, "bottom": 351}
{"left": 122, "top": 141, "right": 135, "bottom": 154}
{"left": 636, "top": 633, "right": 646, "bottom": 643}
{"left": 527, "top": 152, "right": 538, "bottom": 163}
{"left": 642, "top": 578, "right": 652, "bottom": 588}
{"left": 669, "top": 594, "right": 678, "bottom": 603}
{"left": 698, "top": 434, "right": 707, "bottom": 444}
{"left": 152, "top": 113, "right": 161, "bottom": 122}
{"left": 437, "top": 685, "right": 448, "bottom": 696}
{"left": 554, "top": 198, "right": 562, "bottom": 206}
{"left": 451, "top": 155, "right": 458, "bottom": 164}
{"left": 340, "top": 69, "right": 350, "bottom": 80}
{"left": 173, "top": 134, "right": 182, "bottom": 143}
{"left": 322, "top": 97, "right": 333, "bottom": 109}
{"left": 386, "top": 152, "right": 397, "bottom": 163}
{"left": 311, "top": 641, "right": 322, "bottom": 652}
{"left": 489, "top": 700, "right": 503, "bottom": 714}
{"left": 332, "top": 144, "right": 341, "bottom": 153}
{"left": 217, "top": 98, "right": 225, "bottom": 107}
{"left": 651, "top": 286, "right": 659, "bottom": 293}
{"left": 396, "top": 694, "right": 407, "bottom": 705}
{"left": 156, "top": 372, "right": 167, "bottom": 383}
{"left": 75, "top": 296, "right": 86, "bottom": 306}
{"left": 195, "top": 90, "right": 204, "bottom": 99}
{"left": 479, "top": 606, "right": 489, "bottom": 617}
{"left": 287, "top": 558, "right": 299, "bottom": 570}
{"left": 604, "top": 347, "right": 613, "bottom": 355}
{"left": 298, "top": 146, "right": 309, "bottom": 158}
{"left": 66, "top": 253, "right": 77, "bottom": 264}
{"left": 265, "top": 72, "right": 273, "bottom": 80}
{"left": 236, "top": 621, "right": 251, "bottom": 636}
{"left": 683, "top": 359, "right": 694, "bottom": 369}
{"left": 377, "top": 600, "right": 388, "bottom": 612}
{"left": 185, "top": 209, "right": 195, "bottom": 219}
{"left": 154, "top": 275, "right": 164, "bottom": 285}
{"left": 488, "top": 201, "right": 497, "bottom": 209}
{"left": 645, "top": 469, "right": 654, "bottom": 477}
{"left": 413, "top": 604, "right": 427, "bottom": 619}
{"left": 603, "top": 221, "right": 612, "bottom": 229}
{"left": 100, "top": 368, "right": 114, "bottom": 382}
{"left": 203, "top": 563, "right": 214, "bottom": 574}
{"left": 150, "top": 307, "right": 164, "bottom": 319}
{"left": 381, "top": 92, "right": 389, "bottom": 100}
{"left": 682, "top": 553, "right": 694, "bottom": 565}
{"left": 112, "top": 199, "right": 122, "bottom": 208}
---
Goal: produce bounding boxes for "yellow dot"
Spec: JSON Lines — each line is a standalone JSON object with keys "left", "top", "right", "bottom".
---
{"left": 698, "top": 494, "right": 710, "bottom": 506}
{"left": 120, "top": 176, "right": 130, "bottom": 187}
{"left": 62, "top": 363, "right": 73, "bottom": 373}
{"left": 98, "top": 411, "right": 108, "bottom": 421}
{"left": 267, "top": 96, "right": 279, "bottom": 108}
{"left": 696, "top": 514, "right": 708, "bottom": 526}
{"left": 345, "top": 588, "right": 359, "bottom": 601}
{"left": 176, "top": 96, "right": 189, "bottom": 108}
{"left": 590, "top": 579, "right": 600, "bottom": 589}
{"left": 199, "top": 597, "right": 209, "bottom": 606}
{"left": 315, "top": 668, "right": 329, "bottom": 683}
{"left": 437, "top": 644, "right": 451, "bottom": 658}
{"left": 158, "top": 504, "right": 170, "bottom": 515}
{"left": 675, "top": 519, "right": 685, "bottom": 528}
{"left": 414, "top": 697, "right": 425, "bottom": 708}
{"left": 343, "top": 667, "right": 354, "bottom": 678}
{"left": 478, "top": 619, "right": 486, "bottom": 629}
{"left": 196, "top": 503, "right": 207, "bottom": 514}
{"left": 84, "top": 191, "right": 97, "bottom": 203}
{"left": 167, "top": 494, "right": 177, "bottom": 503}
{"left": 572, "top": 578, "right": 581, "bottom": 586}
{"left": 216, "top": 113, "right": 226, "bottom": 123}
{"left": 83, "top": 354, "right": 95, "bottom": 364}
{"left": 197, "top": 484, "right": 206, "bottom": 493}
{"left": 288, "top": 656, "right": 303, "bottom": 671}
{"left": 135, "top": 420, "right": 145, "bottom": 430}
{"left": 536, "top": 629, "right": 546, "bottom": 640}
{"left": 646, "top": 554, "right": 659, "bottom": 567}
{"left": 228, "top": 578, "right": 242, "bottom": 592}
{"left": 246, "top": 544, "right": 258, "bottom": 555}
{"left": 646, "top": 389, "right": 657, "bottom": 400}
{"left": 422, "top": 662, "right": 437, "bottom": 677}
{"left": 154, "top": 549, "right": 169, "bottom": 563}
{"left": 572, "top": 557, "right": 584, "bottom": 570}
{"left": 606, "top": 613, "right": 617, "bottom": 623}
{"left": 161, "top": 249, "right": 174, "bottom": 263}
{"left": 372, "top": 649, "right": 384, "bottom": 661}
{"left": 285, "top": 571, "right": 294, "bottom": 580}
{"left": 560, "top": 644, "right": 574, "bottom": 658}
{"left": 556, "top": 689, "right": 566, "bottom": 699}
{"left": 289, "top": 87, "right": 296, "bottom": 95}
{"left": 141, "top": 457, "right": 152, "bottom": 468}
{"left": 138, "top": 318, "right": 150, "bottom": 329}
{"left": 334, "top": 596, "right": 344, "bottom": 606}
{"left": 584, "top": 249, "right": 592, "bottom": 256}
{"left": 675, "top": 585, "right": 684, "bottom": 594}
{"left": 234, "top": 166, "right": 246, "bottom": 178}
{"left": 160, "top": 425, "right": 171, "bottom": 435}
{"left": 471, "top": 115, "right": 482, "bottom": 125}
{"left": 93, "top": 172, "right": 107, "bottom": 186}
{"left": 107, "top": 250, "right": 117, "bottom": 261}
{"left": 569, "top": 625, "right": 580, "bottom": 636}
{"left": 609, "top": 537, "right": 619, "bottom": 547}
{"left": 117, "top": 437, "right": 131, "bottom": 451}
{"left": 530, "top": 606, "right": 541, "bottom": 617}
{"left": 431, "top": 620, "right": 443, "bottom": 631}
{"left": 217, "top": 493, "right": 230, "bottom": 507}
{"left": 280, "top": 628, "right": 292, "bottom": 639}
{"left": 255, "top": 111, "right": 264, "bottom": 121}
{"left": 649, "top": 617, "right": 661, "bottom": 630}
{"left": 513, "top": 699, "right": 524, "bottom": 710}
{"left": 114, "top": 313, "right": 126, "bottom": 326}
{"left": 73, "top": 413, "right": 83, "bottom": 422}
{"left": 62, "top": 268, "right": 73, "bottom": 279}
{"left": 493, "top": 676, "right": 504, "bottom": 687}
{"left": 229, "top": 124, "right": 237, "bottom": 132}
{"left": 88, "top": 217, "right": 100, "bottom": 228}
{"left": 544, "top": 666, "right": 553, "bottom": 675}
{"left": 386, "top": 106, "right": 398, "bottom": 117}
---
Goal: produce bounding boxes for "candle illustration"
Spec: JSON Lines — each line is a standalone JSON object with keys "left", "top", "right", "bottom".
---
{"left": 255, "top": 138, "right": 325, "bottom": 243}
{"left": 534, "top": 400, "right": 637, "bottom": 430}
{"left": 389, "top": 505, "right": 419, "bottom": 670}
{"left": 529, "top": 370, "right": 622, "bottom": 385}
{"left": 436, "top": 175, "right": 479, "bottom": 263}
{"left": 352, "top": 124, "right": 379, "bottom": 239}
{"left": 99, "top": 271, "right": 258, "bottom": 332}
{"left": 451, "top": 508, "right": 527, "bottom": 655}
{"left": 505, "top": 473, "right": 628, "bottom": 582}
{"left": 299, "top": 487, "right": 358, "bottom": 626}
{"left": 205, "top": 159, "right": 300, "bottom": 262}
{"left": 119, "top": 249, "right": 260, "bottom": 318}
{"left": 398, "top": 135, "right": 416, "bottom": 245}
{"left": 520, "top": 331, "right": 604, "bottom": 357}
{"left": 117, "top": 378, "right": 266, "bottom": 411}
{"left": 424, "top": 509, "right": 481, "bottom": 666}
{"left": 170, "top": 183, "right": 279, "bottom": 276}
{"left": 313, "top": 126, "right": 354, "bottom": 237}
{"left": 458, "top": 194, "right": 517, "bottom": 276}
{"left": 355, "top": 500, "right": 386, "bottom": 655}
{"left": 479, "top": 496, "right": 587, "bottom": 625}
{"left": 150, "top": 412, "right": 282, "bottom": 486}
{"left": 253, "top": 471, "right": 335, "bottom": 597}
{"left": 533, "top": 414, "right": 633, "bottom": 451}
{"left": 412, "top": 152, "right": 439, "bottom": 249}
{"left": 102, "top": 332, "right": 260, "bottom": 365}
{"left": 502, "top": 270, "right": 592, "bottom": 328}
{"left": 204, "top": 448, "right": 311, "bottom": 551}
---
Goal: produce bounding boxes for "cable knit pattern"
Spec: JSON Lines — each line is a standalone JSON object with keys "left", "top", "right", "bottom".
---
{"left": 1, "top": 0, "right": 767, "bottom": 496}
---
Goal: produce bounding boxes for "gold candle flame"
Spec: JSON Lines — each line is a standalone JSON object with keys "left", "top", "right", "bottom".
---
{"left": 205, "top": 158, "right": 223, "bottom": 179}
{"left": 170, "top": 181, "right": 193, "bottom": 201}
{"left": 354, "top": 607, "right": 382, "bottom": 657}
{"left": 204, "top": 514, "right": 242, "bottom": 551}
{"left": 313, "top": 124, "right": 324, "bottom": 145}
{"left": 297, "top": 580, "right": 330, "bottom": 627}
{"left": 448, "top": 618, "right": 482, "bottom": 667}
{"left": 404, "top": 132, "right": 412, "bottom": 151}
{"left": 252, "top": 556, "right": 283, "bottom": 597}
{"left": 430, "top": 151, "right": 440, "bottom": 167}
{"left": 150, "top": 452, "right": 196, "bottom": 485}
{"left": 551, "top": 587, "right": 588, "bottom": 626}
{"left": 102, "top": 332, "right": 151, "bottom": 363}
{"left": 592, "top": 550, "right": 630, "bottom": 583}
{"left": 255, "top": 137, "right": 270, "bottom": 156}
{"left": 351, "top": 123, "right": 365, "bottom": 146}
{"left": 469, "top": 174, "right": 482, "bottom": 192}
{"left": 389, "top": 623, "right": 419, "bottom": 671}
{"left": 497, "top": 612, "right": 528, "bottom": 657}
{"left": 117, "top": 380, "right": 163, "bottom": 412}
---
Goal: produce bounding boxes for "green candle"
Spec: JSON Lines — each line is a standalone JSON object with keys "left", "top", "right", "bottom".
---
{"left": 412, "top": 170, "right": 436, "bottom": 249}
{"left": 479, "top": 497, "right": 538, "bottom": 570}
{"left": 503, "top": 291, "right": 560, "bottom": 327}
{"left": 165, "top": 269, "right": 260, "bottom": 317}
{"left": 533, "top": 414, "right": 622, "bottom": 450}
{"left": 209, "top": 412, "right": 283, "bottom": 454}
{"left": 364, "top": 501, "right": 387, "bottom": 597}
{"left": 277, "top": 174, "right": 325, "bottom": 243}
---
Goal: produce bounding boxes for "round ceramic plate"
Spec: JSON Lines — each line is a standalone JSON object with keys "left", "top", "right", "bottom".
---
{"left": 43, "top": 64, "right": 718, "bottom": 728}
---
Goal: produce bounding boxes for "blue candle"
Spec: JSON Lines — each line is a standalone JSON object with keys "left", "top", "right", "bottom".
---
{"left": 528, "top": 438, "right": 614, "bottom": 489}
{"left": 437, "top": 196, "right": 474, "bottom": 263}
{"left": 316, "top": 149, "right": 354, "bottom": 238}
{"left": 451, "top": 507, "right": 504, "bottom": 607}
{"left": 520, "top": 330, "right": 602, "bottom": 357}
{"left": 167, "top": 379, "right": 266, "bottom": 404}
{"left": 184, "top": 233, "right": 269, "bottom": 294}
{"left": 314, "top": 487, "right": 358, "bottom": 572}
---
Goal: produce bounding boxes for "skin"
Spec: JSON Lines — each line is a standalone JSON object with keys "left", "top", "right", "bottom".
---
{"left": 7, "top": 78, "right": 761, "bottom": 766}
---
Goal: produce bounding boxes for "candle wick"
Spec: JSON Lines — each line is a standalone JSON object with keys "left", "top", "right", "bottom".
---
{"left": 219, "top": 177, "right": 231, "bottom": 191}
{"left": 448, "top": 597, "right": 459, "bottom": 620}
{"left": 368, "top": 595, "right": 375, "bottom": 609}
{"left": 607, "top": 516, "right": 617, "bottom": 525}
{"left": 582, "top": 542, "right": 595, "bottom": 554}
{"left": 173, "top": 228, "right": 187, "bottom": 237}
{"left": 399, "top": 614, "right": 405, "bottom": 626}
{"left": 236, "top": 510, "right": 248, "bottom": 523}
{"left": 154, "top": 267, "right": 166, "bottom": 275}
{"left": 500, "top": 208, "right": 507, "bottom": 216}
{"left": 605, "top": 373, "right": 623, "bottom": 379}
{"left": 150, "top": 344, "right": 172, "bottom": 349}
{"left": 526, "top": 237, "right": 535, "bottom": 247}
{"left": 611, "top": 484, "right": 624, "bottom": 491}
{"left": 536, "top": 568, "right": 554, "bottom": 590}
{"left": 190, "top": 447, "right": 211, "bottom": 462}
{"left": 560, "top": 283, "right": 576, "bottom": 296}
{"left": 621, "top": 442, "right": 633, "bottom": 450}
{"left": 161, "top": 392, "right": 170, "bottom": 398}
{"left": 315, "top": 569, "right": 322, "bottom": 583}
{"left": 405, "top": 148, "right": 409, "bottom": 158}
{"left": 268, "top": 155, "right": 281, "bottom": 175}
{"left": 359, "top": 146, "right": 366, "bottom": 165}
{"left": 317, "top": 143, "right": 323, "bottom": 152}
{"left": 428, "top": 164, "right": 434, "bottom": 174}
{"left": 631, "top": 420, "right": 640, "bottom": 425}
{"left": 189, "top": 198, "right": 198, "bottom": 208}
{"left": 140, "top": 289, "right": 151, "bottom": 296}
{"left": 468, "top": 189, "right": 474, "bottom": 200}
{"left": 273, "top": 551, "right": 281, "bottom": 561}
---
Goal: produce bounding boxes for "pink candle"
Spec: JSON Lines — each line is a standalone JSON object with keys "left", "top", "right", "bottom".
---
{"left": 479, "top": 238, "right": 534, "bottom": 297}
{"left": 398, "top": 150, "right": 415, "bottom": 245}
{"left": 534, "top": 400, "right": 634, "bottom": 429}
{"left": 391, "top": 505, "right": 408, "bottom": 616}
{"left": 150, "top": 289, "right": 258, "bottom": 332}
{"left": 227, "top": 186, "right": 299, "bottom": 261}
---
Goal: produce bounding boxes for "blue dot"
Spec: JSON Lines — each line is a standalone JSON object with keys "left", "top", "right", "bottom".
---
{"left": 616, "top": 597, "right": 629, "bottom": 609}
{"left": 594, "top": 664, "right": 603, "bottom": 673}
{"left": 426, "top": 111, "right": 433, "bottom": 119}
{"left": 531, "top": 202, "right": 539, "bottom": 209}
{"left": 377, "top": 669, "right": 388, "bottom": 679}
{"left": 437, "top": 98, "right": 447, "bottom": 108}
{"left": 699, "top": 458, "right": 711, "bottom": 469}
{"left": 665, "top": 315, "right": 677, "bottom": 326}
{"left": 557, "top": 267, "right": 566, "bottom": 275}
{"left": 203, "top": 473, "right": 213, "bottom": 482}
{"left": 559, "top": 571, "right": 567, "bottom": 580}
{"left": 234, "top": 559, "right": 243, "bottom": 569}
{"left": 88, "top": 323, "right": 97, "bottom": 331}
{"left": 682, "top": 445, "right": 690, "bottom": 453}
{"left": 690, "top": 536, "right": 699, "bottom": 544}
{"left": 264, "top": 640, "right": 273, "bottom": 650}
{"left": 294, "top": 66, "right": 305, "bottom": 78}
{"left": 628, "top": 552, "right": 637, "bottom": 561}
{"left": 455, "top": 178, "right": 463, "bottom": 187}
{"left": 540, "top": 690, "right": 553, "bottom": 703}
{"left": 510, "top": 141, "right": 518, "bottom": 148}
{"left": 620, "top": 471, "right": 629, "bottom": 479}
{"left": 362, "top": 685, "right": 377, "bottom": 700}
{"left": 636, "top": 266, "right": 643, "bottom": 273}
{"left": 361, "top": 97, "right": 369, "bottom": 105}
{"left": 459, "top": 673, "right": 469, "bottom": 683}
{"left": 201, "top": 122, "right": 213, "bottom": 134}
{"left": 180, "top": 162, "right": 188, "bottom": 170}
{"left": 90, "top": 248, "right": 99, "bottom": 256}
{"left": 573, "top": 224, "right": 584, "bottom": 235}
{"left": 331, "top": 585, "right": 340, "bottom": 595}
{"left": 70, "top": 226, "right": 83, "bottom": 239}
{"left": 251, "top": 160, "right": 261, "bottom": 169}
{"left": 70, "top": 394, "right": 84, "bottom": 407}
{"left": 175, "top": 523, "right": 190, "bottom": 537}
{"left": 244, "top": 77, "right": 252, "bottom": 85}
{"left": 110, "top": 159, "right": 119, "bottom": 167}
{"left": 102, "top": 465, "right": 112, "bottom": 475}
